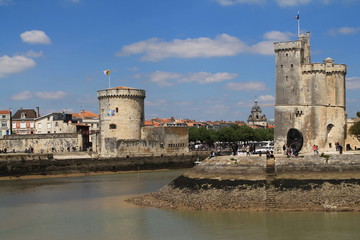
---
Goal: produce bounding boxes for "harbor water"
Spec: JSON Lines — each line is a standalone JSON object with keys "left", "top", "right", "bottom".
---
{"left": 1, "top": 170, "right": 360, "bottom": 240}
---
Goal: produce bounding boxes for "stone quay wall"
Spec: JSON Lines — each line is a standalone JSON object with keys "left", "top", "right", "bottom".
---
{"left": 0, "top": 133, "right": 83, "bottom": 154}
{"left": 0, "top": 152, "right": 209, "bottom": 177}
{"left": 128, "top": 154, "right": 360, "bottom": 212}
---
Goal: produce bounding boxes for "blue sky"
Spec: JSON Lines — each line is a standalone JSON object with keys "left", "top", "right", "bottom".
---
{"left": 1, "top": 0, "right": 359, "bottom": 121}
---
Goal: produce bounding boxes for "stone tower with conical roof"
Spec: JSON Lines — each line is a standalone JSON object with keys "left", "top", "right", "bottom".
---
{"left": 274, "top": 32, "right": 347, "bottom": 153}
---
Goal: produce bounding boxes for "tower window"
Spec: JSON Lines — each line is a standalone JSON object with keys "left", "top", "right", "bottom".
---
{"left": 291, "top": 64, "right": 293, "bottom": 68}
{"left": 109, "top": 124, "right": 117, "bottom": 129}
{"left": 116, "top": 107, "right": 118, "bottom": 113}
{"left": 281, "top": 65, "right": 283, "bottom": 68}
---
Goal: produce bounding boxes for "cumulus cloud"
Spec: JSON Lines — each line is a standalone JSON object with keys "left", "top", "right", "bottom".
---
{"left": 251, "top": 31, "right": 293, "bottom": 55}
{"left": 178, "top": 72, "right": 238, "bottom": 84}
{"left": 0, "top": 0, "right": 13, "bottom": 6}
{"left": 148, "top": 71, "right": 181, "bottom": 87}
{"left": 258, "top": 95, "right": 275, "bottom": 106}
{"left": 146, "top": 71, "right": 237, "bottom": 87}
{"left": 10, "top": 91, "right": 33, "bottom": 101}
{"left": 20, "top": 30, "right": 51, "bottom": 45}
{"left": 225, "top": 81, "right": 267, "bottom": 91}
{"left": 118, "top": 31, "right": 293, "bottom": 61}
{"left": 275, "top": 0, "right": 310, "bottom": 6}
{"left": 347, "top": 77, "right": 360, "bottom": 90}
{"left": 0, "top": 55, "right": 36, "bottom": 78}
{"left": 216, "top": 0, "right": 265, "bottom": 6}
{"left": 34, "top": 91, "right": 67, "bottom": 99}
{"left": 117, "top": 34, "right": 249, "bottom": 61}
{"left": 327, "top": 27, "right": 360, "bottom": 36}
{"left": 23, "top": 50, "right": 44, "bottom": 58}
{"left": 263, "top": 31, "right": 293, "bottom": 41}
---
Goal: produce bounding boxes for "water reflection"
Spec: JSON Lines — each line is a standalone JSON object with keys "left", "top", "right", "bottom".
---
{"left": 0, "top": 170, "right": 360, "bottom": 240}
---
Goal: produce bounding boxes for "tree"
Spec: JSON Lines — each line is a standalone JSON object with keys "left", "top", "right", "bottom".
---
{"left": 349, "top": 121, "right": 360, "bottom": 140}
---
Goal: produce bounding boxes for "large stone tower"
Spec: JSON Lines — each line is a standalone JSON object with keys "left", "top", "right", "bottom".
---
{"left": 97, "top": 87, "right": 145, "bottom": 155}
{"left": 274, "top": 33, "right": 347, "bottom": 153}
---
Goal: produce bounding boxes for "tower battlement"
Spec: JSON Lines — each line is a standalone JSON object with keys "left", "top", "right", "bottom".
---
{"left": 274, "top": 41, "right": 302, "bottom": 52}
{"left": 302, "top": 62, "right": 347, "bottom": 74}
{"left": 97, "top": 87, "right": 145, "bottom": 99}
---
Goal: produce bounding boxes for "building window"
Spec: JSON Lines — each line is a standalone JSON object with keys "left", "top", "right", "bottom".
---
{"left": 38, "top": 123, "right": 42, "bottom": 129}
{"left": 47, "top": 123, "right": 51, "bottom": 129}
{"left": 2, "top": 115, "right": 5, "bottom": 118}
{"left": 109, "top": 124, "right": 116, "bottom": 129}
{"left": 55, "top": 122, "right": 58, "bottom": 127}
{"left": 1, "top": 122, "right": 6, "bottom": 128}
{"left": 21, "top": 113, "right": 26, "bottom": 119}
{"left": 20, "top": 122, "right": 26, "bottom": 129}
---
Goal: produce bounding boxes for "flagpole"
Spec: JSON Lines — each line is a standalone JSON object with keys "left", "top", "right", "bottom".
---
{"left": 297, "top": 11, "right": 300, "bottom": 37}
{"left": 108, "top": 75, "right": 111, "bottom": 89}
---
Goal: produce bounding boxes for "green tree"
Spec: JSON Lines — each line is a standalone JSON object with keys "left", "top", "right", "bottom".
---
{"left": 349, "top": 121, "right": 360, "bottom": 140}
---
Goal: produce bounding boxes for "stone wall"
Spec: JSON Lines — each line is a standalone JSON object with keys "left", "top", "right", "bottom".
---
{"left": 0, "top": 152, "right": 209, "bottom": 177}
{"left": 0, "top": 133, "right": 83, "bottom": 153}
{"left": 101, "top": 126, "right": 189, "bottom": 158}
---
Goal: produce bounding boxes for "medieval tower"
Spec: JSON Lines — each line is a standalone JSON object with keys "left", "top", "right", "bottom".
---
{"left": 274, "top": 32, "right": 347, "bottom": 153}
{"left": 97, "top": 87, "right": 146, "bottom": 156}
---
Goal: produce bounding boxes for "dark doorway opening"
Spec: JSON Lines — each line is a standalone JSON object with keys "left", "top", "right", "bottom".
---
{"left": 287, "top": 128, "right": 303, "bottom": 153}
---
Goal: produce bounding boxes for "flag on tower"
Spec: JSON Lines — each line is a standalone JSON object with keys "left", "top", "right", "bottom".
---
{"left": 294, "top": 12, "right": 299, "bottom": 20}
{"left": 104, "top": 69, "right": 110, "bottom": 76}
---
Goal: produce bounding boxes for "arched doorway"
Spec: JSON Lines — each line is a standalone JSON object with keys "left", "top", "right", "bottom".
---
{"left": 287, "top": 128, "right": 303, "bottom": 153}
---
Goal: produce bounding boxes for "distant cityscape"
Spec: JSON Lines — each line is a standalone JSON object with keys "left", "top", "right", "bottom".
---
{"left": 0, "top": 99, "right": 273, "bottom": 139}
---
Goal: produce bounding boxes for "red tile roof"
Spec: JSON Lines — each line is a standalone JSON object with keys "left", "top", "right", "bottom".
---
{"left": 0, "top": 110, "right": 10, "bottom": 114}
{"left": 71, "top": 110, "right": 99, "bottom": 119}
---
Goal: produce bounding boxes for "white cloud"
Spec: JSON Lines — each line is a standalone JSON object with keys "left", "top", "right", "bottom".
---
{"left": 148, "top": 71, "right": 181, "bottom": 87}
{"left": 178, "top": 72, "right": 238, "bottom": 84}
{"left": 118, "top": 32, "right": 294, "bottom": 61}
{"left": 347, "top": 77, "right": 360, "bottom": 90}
{"left": 251, "top": 31, "right": 293, "bottom": 55}
{"left": 258, "top": 95, "right": 275, "bottom": 106}
{"left": 20, "top": 30, "right": 51, "bottom": 45}
{"left": 225, "top": 81, "right": 267, "bottom": 91}
{"left": 23, "top": 50, "right": 44, "bottom": 58}
{"left": 327, "top": 27, "right": 360, "bottom": 36}
{"left": 275, "top": 0, "right": 310, "bottom": 7}
{"left": 259, "top": 95, "right": 275, "bottom": 102}
{"left": 34, "top": 91, "right": 66, "bottom": 100}
{"left": 117, "top": 34, "right": 249, "bottom": 61}
{"left": 147, "top": 71, "right": 237, "bottom": 87}
{"left": 0, "top": 55, "right": 36, "bottom": 78}
{"left": 216, "top": 0, "right": 265, "bottom": 6}
{"left": 263, "top": 31, "right": 293, "bottom": 41}
{"left": 0, "top": 0, "right": 13, "bottom": 6}
{"left": 11, "top": 91, "right": 33, "bottom": 101}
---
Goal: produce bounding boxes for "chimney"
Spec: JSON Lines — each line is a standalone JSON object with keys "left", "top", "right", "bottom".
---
{"left": 36, "top": 107, "right": 40, "bottom": 117}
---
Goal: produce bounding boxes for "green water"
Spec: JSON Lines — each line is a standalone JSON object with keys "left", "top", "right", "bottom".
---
{"left": 0, "top": 170, "right": 359, "bottom": 240}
